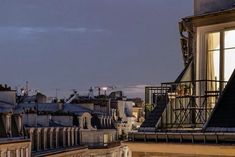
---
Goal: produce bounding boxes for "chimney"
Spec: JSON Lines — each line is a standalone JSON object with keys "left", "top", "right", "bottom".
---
{"left": 194, "top": 0, "right": 235, "bottom": 15}
{"left": 58, "top": 103, "right": 63, "bottom": 110}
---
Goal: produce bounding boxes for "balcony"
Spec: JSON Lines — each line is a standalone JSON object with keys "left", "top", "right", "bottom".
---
{"left": 145, "top": 80, "right": 227, "bottom": 130}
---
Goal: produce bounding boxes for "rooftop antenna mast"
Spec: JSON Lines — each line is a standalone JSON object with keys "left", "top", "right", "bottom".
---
{"left": 26, "top": 81, "right": 29, "bottom": 96}
{"left": 94, "top": 86, "right": 101, "bottom": 96}
{"left": 88, "top": 87, "right": 94, "bottom": 99}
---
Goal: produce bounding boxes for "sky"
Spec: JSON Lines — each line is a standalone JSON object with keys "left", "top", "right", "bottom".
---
{"left": 0, "top": 0, "right": 193, "bottom": 98}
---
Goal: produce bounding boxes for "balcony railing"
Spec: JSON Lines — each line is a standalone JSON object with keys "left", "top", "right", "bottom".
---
{"left": 146, "top": 80, "right": 227, "bottom": 130}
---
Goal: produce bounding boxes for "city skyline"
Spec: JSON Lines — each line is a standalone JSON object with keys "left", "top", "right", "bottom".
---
{"left": 0, "top": 0, "right": 193, "bottom": 98}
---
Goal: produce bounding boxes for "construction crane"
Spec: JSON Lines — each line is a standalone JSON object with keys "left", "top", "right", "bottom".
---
{"left": 66, "top": 89, "right": 79, "bottom": 104}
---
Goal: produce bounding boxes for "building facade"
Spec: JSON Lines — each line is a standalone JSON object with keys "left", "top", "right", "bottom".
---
{"left": 0, "top": 85, "right": 31, "bottom": 157}
{"left": 0, "top": 84, "right": 134, "bottom": 156}
{"left": 141, "top": 0, "right": 235, "bottom": 133}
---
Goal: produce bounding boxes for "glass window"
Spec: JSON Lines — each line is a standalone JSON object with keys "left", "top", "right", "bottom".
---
{"left": 225, "top": 29, "right": 235, "bottom": 49}
{"left": 208, "top": 32, "right": 220, "bottom": 51}
{"left": 207, "top": 32, "right": 220, "bottom": 81}
{"left": 207, "top": 30, "right": 235, "bottom": 82}
{"left": 225, "top": 49, "right": 235, "bottom": 81}
{"left": 224, "top": 30, "right": 235, "bottom": 81}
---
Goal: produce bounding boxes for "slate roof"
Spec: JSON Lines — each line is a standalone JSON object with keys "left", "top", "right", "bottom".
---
{"left": 205, "top": 70, "right": 235, "bottom": 131}
{"left": 0, "top": 101, "right": 13, "bottom": 113}
{"left": 63, "top": 103, "right": 92, "bottom": 115}
{"left": 15, "top": 103, "right": 58, "bottom": 114}
{"left": 15, "top": 103, "right": 92, "bottom": 115}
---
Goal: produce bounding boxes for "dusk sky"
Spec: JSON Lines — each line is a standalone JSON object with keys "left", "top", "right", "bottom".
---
{"left": 0, "top": 0, "right": 193, "bottom": 98}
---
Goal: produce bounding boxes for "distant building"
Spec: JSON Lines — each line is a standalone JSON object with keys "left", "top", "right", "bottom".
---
{"left": 127, "top": 98, "right": 145, "bottom": 127}
{"left": 0, "top": 84, "right": 31, "bottom": 157}
{"left": 67, "top": 90, "right": 143, "bottom": 139}
{"left": 0, "top": 84, "right": 132, "bottom": 156}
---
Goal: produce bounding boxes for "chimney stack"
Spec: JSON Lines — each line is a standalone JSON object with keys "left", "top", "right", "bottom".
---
{"left": 194, "top": 0, "right": 235, "bottom": 15}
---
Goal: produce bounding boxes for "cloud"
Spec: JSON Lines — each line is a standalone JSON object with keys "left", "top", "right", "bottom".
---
{"left": 0, "top": 26, "right": 107, "bottom": 41}
{"left": 123, "top": 85, "right": 145, "bottom": 94}
{"left": 62, "top": 27, "right": 87, "bottom": 33}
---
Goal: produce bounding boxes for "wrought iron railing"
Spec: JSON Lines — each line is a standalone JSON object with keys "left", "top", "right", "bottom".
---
{"left": 145, "top": 80, "right": 227, "bottom": 130}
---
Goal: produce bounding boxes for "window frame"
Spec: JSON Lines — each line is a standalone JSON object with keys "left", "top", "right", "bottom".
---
{"left": 197, "top": 21, "right": 235, "bottom": 82}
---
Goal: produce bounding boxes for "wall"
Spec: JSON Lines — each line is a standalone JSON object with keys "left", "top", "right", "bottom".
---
{"left": 23, "top": 114, "right": 51, "bottom": 127}
{"left": 38, "top": 145, "right": 130, "bottom": 157}
{"left": 124, "top": 101, "right": 134, "bottom": 117}
{"left": 23, "top": 114, "right": 79, "bottom": 127}
{"left": 77, "top": 103, "right": 94, "bottom": 111}
{"left": 194, "top": 0, "right": 235, "bottom": 15}
{"left": 0, "top": 91, "right": 16, "bottom": 105}
{"left": 80, "top": 129, "right": 117, "bottom": 146}
{"left": 100, "top": 106, "right": 107, "bottom": 113}
{"left": 84, "top": 145, "right": 130, "bottom": 157}
{"left": 37, "top": 115, "right": 51, "bottom": 126}
{"left": 0, "top": 139, "right": 31, "bottom": 157}
{"left": 117, "top": 101, "right": 126, "bottom": 120}
{"left": 36, "top": 148, "right": 88, "bottom": 157}
{"left": 116, "top": 122, "right": 132, "bottom": 137}
{"left": 52, "top": 116, "right": 73, "bottom": 126}
{"left": 23, "top": 114, "right": 37, "bottom": 126}
{"left": 117, "top": 101, "right": 134, "bottom": 121}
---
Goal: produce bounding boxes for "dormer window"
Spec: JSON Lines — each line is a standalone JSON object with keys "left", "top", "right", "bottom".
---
{"left": 197, "top": 22, "right": 235, "bottom": 92}
{"left": 83, "top": 117, "right": 88, "bottom": 129}
{"left": 206, "top": 29, "right": 235, "bottom": 83}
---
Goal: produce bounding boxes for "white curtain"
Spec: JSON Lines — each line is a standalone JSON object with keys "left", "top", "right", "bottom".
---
{"left": 207, "top": 32, "right": 220, "bottom": 82}
{"left": 206, "top": 32, "right": 220, "bottom": 109}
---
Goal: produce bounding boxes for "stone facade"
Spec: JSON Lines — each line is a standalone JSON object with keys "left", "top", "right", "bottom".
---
{"left": 26, "top": 126, "right": 80, "bottom": 152}
{"left": 33, "top": 144, "right": 130, "bottom": 157}
{"left": 80, "top": 129, "right": 117, "bottom": 147}
{"left": 0, "top": 85, "right": 129, "bottom": 156}
{"left": 84, "top": 145, "right": 130, "bottom": 157}
{"left": 1, "top": 113, "right": 23, "bottom": 138}
{"left": 22, "top": 110, "right": 119, "bottom": 156}
{"left": 0, "top": 139, "right": 31, "bottom": 157}
{"left": 0, "top": 90, "right": 16, "bottom": 105}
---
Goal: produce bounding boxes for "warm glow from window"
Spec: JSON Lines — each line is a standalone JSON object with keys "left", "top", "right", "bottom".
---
{"left": 207, "top": 32, "right": 220, "bottom": 81}
{"left": 207, "top": 30, "right": 235, "bottom": 82}
{"left": 225, "top": 30, "right": 235, "bottom": 81}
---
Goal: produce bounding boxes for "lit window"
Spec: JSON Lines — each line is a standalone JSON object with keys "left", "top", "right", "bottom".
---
{"left": 207, "top": 29, "right": 235, "bottom": 82}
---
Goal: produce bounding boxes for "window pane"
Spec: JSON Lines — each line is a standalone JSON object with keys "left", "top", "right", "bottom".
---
{"left": 225, "top": 29, "right": 235, "bottom": 49}
{"left": 208, "top": 32, "right": 220, "bottom": 51}
{"left": 225, "top": 49, "right": 235, "bottom": 81}
{"left": 207, "top": 50, "right": 220, "bottom": 81}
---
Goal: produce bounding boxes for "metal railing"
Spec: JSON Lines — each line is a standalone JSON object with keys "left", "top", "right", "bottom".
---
{"left": 145, "top": 80, "right": 227, "bottom": 130}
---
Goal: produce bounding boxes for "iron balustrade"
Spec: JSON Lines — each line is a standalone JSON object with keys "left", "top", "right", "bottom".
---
{"left": 145, "top": 80, "right": 227, "bottom": 130}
